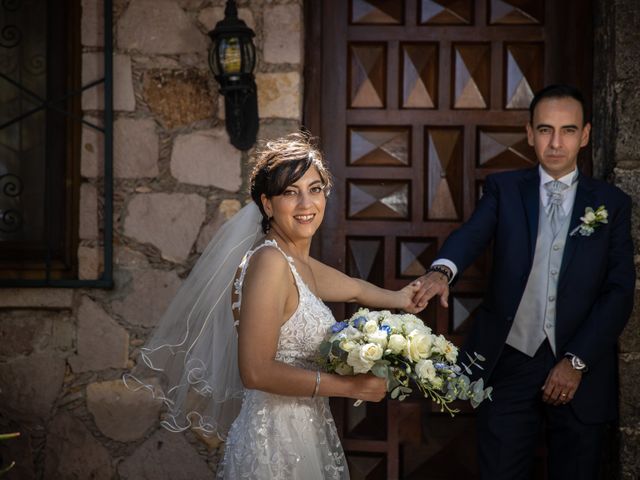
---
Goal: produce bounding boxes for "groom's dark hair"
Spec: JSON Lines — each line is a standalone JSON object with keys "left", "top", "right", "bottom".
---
{"left": 529, "top": 84, "right": 588, "bottom": 125}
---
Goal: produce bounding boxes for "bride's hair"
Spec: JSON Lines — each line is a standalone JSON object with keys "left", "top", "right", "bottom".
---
{"left": 250, "top": 132, "right": 333, "bottom": 233}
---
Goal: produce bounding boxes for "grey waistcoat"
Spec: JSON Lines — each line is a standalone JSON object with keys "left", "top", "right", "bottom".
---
{"left": 506, "top": 199, "right": 572, "bottom": 357}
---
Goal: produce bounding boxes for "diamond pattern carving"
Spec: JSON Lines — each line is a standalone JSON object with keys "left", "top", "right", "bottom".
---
{"left": 505, "top": 43, "right": 544, "bottom": 109}
{"left": 348, "top": 180, "right": 410, "bottom": 219}
{"left": 397, "top": 238, "right": 437, "bottom": 277}
{"left": 351, "top": 0, "right": 404, "bottom": 24}
{"left": 347, "top": 453, "right": 387, "bottom": 479}
{"left": 489, "top": 0, "right": 543, "bottom": 25}
{"left": 425, "top": 127, "right": 463, "bottom": 220}
{"left": 349, "top": 43, "right": 386, "bottom": 108}
{"left": 452, "top": 44, "right": 490, "bottom": 109}
{"left": 347, "top": 237, "right": 384, "bottom": 285}
{"left": 401, "top": 43, "right": 438, "bottom": 108}
{"left": 349, "top": 127, "right": 409, "bottom": 166}
{"left": 478, "top": 127, "right": 536, "bottom": 168}
{"left": 452, "top": 295, "right": 482, "bottom": 332}
{"left": 419, "top": 0, "right": 473, "bottom": 25}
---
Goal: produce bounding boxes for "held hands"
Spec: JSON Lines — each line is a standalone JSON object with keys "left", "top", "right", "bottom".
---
{"left": 349, "top": 374, "right": 387, "bottom": 403}
{"left": 397, "top": 280, "right": 427, "bottom": 314}
{"left": 542, "top": 357, "right": 583, "bottom": 405}
{"left": 411, "top": 271, "right": 451, "bottom": 310}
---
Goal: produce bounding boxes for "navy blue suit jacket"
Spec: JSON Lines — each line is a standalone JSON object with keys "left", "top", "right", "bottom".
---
{"left": 438, "top": 166, "right": 634, "bottom": 423}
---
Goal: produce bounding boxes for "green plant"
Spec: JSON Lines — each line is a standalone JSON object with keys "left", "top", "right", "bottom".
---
{"left": 0, "top": 432, "right": 20, "bottom": 476}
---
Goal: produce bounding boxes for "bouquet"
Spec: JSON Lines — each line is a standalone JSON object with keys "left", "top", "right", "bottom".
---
{"left": 318, "top": 308, "right": 492, "bottom": 414}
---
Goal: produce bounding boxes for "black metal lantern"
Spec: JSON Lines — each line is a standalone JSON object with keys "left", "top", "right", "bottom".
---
{"left": 208, "top": 0, "right": 258, "bottom": 151}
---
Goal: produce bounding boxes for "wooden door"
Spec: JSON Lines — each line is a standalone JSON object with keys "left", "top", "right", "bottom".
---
{"left": 305, "top": 1, "right": 592, "bottom": 478}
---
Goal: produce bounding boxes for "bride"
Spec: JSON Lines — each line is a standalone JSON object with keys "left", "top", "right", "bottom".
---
{"left": 125, "top": 133, "right": 425, "bottom": 479}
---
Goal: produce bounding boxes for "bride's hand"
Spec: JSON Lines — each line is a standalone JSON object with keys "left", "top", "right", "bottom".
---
{"left": 349, "top": 374, "right": 387, "bottom": 402}
{"left": 397, "top": 280, "right": 425, "bottom": 314}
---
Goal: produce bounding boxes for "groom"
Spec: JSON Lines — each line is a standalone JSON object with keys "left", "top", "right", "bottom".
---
{"left": 415, "top": 84, "right": 634, "bottom": 479}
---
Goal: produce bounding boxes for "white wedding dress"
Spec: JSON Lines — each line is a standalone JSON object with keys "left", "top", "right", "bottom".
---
{"left": 217, "top": 240, "right": 349, "bottom": 479}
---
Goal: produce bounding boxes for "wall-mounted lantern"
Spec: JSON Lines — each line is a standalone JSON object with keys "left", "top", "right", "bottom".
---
{"left": 207, "top": 0, "right": 258, "bottom": 151}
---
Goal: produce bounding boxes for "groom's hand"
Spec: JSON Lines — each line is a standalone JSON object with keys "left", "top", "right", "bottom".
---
{"left": 541, "top": 358, "right": 583, "bottom": 406}
{"left": 412, "top": 271, "right": 450, "bottom": 309}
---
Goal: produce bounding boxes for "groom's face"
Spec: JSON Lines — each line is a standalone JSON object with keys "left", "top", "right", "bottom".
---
{"left": 526, "top": 96, "right": 591, "bottom": 179}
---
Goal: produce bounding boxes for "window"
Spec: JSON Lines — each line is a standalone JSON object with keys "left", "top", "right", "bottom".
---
{"left": 0, "top": 0, "right": 112, "bottom": 286}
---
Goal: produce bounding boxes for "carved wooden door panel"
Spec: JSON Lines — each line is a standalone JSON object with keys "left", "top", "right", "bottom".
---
{"left": 311, "top": 1, "right": 592, "bottom": 478}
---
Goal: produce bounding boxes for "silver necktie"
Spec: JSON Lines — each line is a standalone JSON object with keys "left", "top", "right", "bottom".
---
{"left": 544, "top": 180, "right": 570, "bottom": 236}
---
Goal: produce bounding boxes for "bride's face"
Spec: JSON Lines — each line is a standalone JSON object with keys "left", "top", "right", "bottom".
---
{"left": 261, "top": 167, "right": 327, "bottom": 242}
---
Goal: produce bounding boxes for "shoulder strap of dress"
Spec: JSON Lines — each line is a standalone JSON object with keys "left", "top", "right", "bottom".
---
{"left": 232, "top": 240, "right": 300, "bottom": 317}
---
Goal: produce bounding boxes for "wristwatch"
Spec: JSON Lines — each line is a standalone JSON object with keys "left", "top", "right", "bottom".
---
{"left": 565, "top": 353, "right": 587, "bottom": 372}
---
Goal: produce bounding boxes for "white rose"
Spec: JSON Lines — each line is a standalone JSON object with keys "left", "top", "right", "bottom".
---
{"left": 598, "top": 209, "right": 608, "bottom": 220}
{"left": 387, "top": 334, "right": 407, "bottom": 354}
{"left": 402, "top": 316, "right": 431, "bottom": 335}
{"left": 433, "top": 335, "right": 448, "bottom": 354}
{"left": 366, "top": 329, "right": 388, "bottom": 348}
{"left": 583, "top": 211, "right": 596, "bottom": 223}
{"left": 335, "top": 363, "right": 354, "bottom": 376}
{"left": 415, "top": 359, "right": 437, "bottom": 382}
{"left": 363, "top": 320, "right": 379, "bottom": 335}
{"left": 404, "top": 331, "right": 433, "bottom": 362}
{"left": 444, "top": 342, "right": 459, "bottom": 363}
{"left": 361, "top": 342, "right": 384, "bottom": 362}
{"left": 347, "top": 346, "right": 374, "bottom": 374}
{"left": 340, "top": 339, "right": 358, "bottom": 352}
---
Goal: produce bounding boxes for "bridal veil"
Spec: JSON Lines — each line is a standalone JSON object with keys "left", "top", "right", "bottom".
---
{"left": 123, "top": 202, "right": 264, "bottom": 439}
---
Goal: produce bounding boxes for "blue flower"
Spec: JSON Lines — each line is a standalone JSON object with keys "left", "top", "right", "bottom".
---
{"left": 434, "top": 362, "right": 446, "bottom": 370}
{"left": 353, "top": 316, "right": 367, "bottom": 329}
{"left": 380, "top": 325, "right": 392, "bottom": 335}
{"left": 331, "top": 321, "right": 348, "bottom": 333}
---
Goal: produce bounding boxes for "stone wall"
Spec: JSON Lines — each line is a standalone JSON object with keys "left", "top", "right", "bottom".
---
{"left": 600, "top": 1, "right": 640, "bottom": 478}
{"left": 0, "top": 0, "right": 303, "bottom": 477}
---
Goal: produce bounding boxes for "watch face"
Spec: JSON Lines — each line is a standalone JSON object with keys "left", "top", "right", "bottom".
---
{"left": 571, "top": 356, "right": 586, "bottom": 370}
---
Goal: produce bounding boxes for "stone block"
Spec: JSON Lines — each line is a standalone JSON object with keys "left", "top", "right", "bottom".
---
{"left": 620, "top": 427, "right": 640, "bottom": 480}
{"left": 171, "top": 129, "right": 241, "bottom": 191}
{"left": 117, "top": 0, "right": 207, "bottom": 54}
{"left": 0, "top": 310, "right": 72, "bottom": 359}
{"left": 114, "top": 245, "right": 150, "bottom": 268}
{"left": 81, "top": 116, "right": 104, "bottom": 178}
{"left": 619, "top": 354, "right": 640, "bottom": 428}
{"left": 263, "top": 4, "right": 302, "bottom": 64}
{"left": 256, "top": 72, "right": 301, "bottom": 119}
{"left": 198, "top": 6, "right": 255, "bottom": 31}
{"left": 196, "top": 199, "right": 242, "bottom": 252}
{"left": 143, "top": 69, "right": 215, "bottom": 130}
{"left": 79, "top": 183, "right": 99, "bottom": 240}
{"left": 81, "top": 52, "right": 104, "bottom": 111}
{"left": 44, "top": 413, "right": 113, "bottom": 479}
{"left": 620, "top": 289, "right": 640, "bottom": 353}
{"left": 0, "top": 352, "right": 65, "bottom": 422}
{"left": 68, "top": 297, "right": 129, "bottom": 372}
{"left": 87, "top": 379, "right": 162, "bottom": 442}
{"left": 114, "top": 117, "right": 159, "bottom": 178}
{"left": 0, "top": 288, "right": 73, "bottom": 308}
{"left": 81, "top": 0, "right": 104, "bottom": 47}
{"left": 118, "top": 429, "right": 212, "bottom": 479}
{"left": 114, "top": 54, "right": 136, "bottom": 111}
{"left": 112, "top": 268, "right": 182, "bottom": 327}
{"left": 123, "top": 193, "right": 206, "bottom": 262}
{"left": 257, "top": 119, "right": 301, "bottom": 144}
{"left": 78, "top": 245, "right": 102, "bottom": 280}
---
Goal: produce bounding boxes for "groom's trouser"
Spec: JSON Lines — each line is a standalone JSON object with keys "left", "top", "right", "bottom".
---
{"left": 477, "top": 341, "right": 605, "bottom": 480}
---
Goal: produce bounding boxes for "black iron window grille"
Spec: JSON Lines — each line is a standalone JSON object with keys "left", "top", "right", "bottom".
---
{"left": 0, "top": 0, "right": 113, "bottom": 287}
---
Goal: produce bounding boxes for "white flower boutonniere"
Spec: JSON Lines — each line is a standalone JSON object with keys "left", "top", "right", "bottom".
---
{"left": 570, "top": 205, "right": 608, "bottom": 237}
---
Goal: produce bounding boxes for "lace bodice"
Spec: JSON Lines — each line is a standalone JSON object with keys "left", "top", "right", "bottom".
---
{"left": 220, "top": 240, "right": 348, "bottom": 479}
{"left": 233, "top": 239, "right": 337, "bottom": 368}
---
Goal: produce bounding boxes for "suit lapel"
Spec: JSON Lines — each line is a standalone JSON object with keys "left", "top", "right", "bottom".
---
{"left": 518, "top": 167, "right": 540, "bottom": 262}
{"left": 559, "top": 173, "right": 596, "bottom": 286}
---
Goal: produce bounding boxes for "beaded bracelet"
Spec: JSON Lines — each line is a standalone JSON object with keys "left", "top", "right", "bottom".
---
{"left": 428, "top": 265, "right": 453, "bottom": 283}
